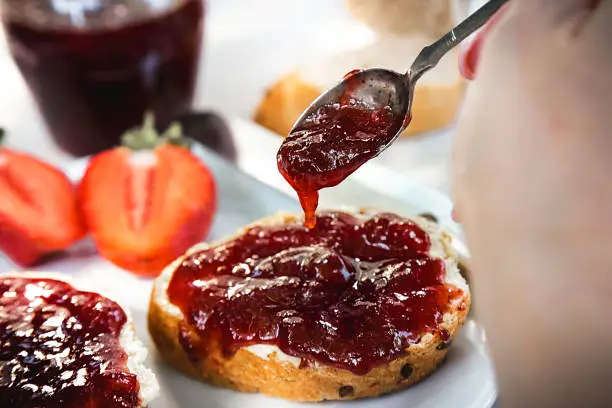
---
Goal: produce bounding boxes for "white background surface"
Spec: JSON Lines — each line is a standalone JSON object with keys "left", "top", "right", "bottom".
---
{"left": 0, "top": 0, "right": 462, "bottom": 196}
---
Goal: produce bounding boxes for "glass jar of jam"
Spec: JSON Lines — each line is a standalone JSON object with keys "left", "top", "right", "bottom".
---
{"left": 1, "top": 0, "right": 205, "bottom": 157}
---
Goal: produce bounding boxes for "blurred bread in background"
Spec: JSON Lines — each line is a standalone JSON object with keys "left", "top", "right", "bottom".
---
{"left": 254, "top": 0, "right": 466, "bottom": 138}
{"left": 346, "top": 0, "right": 457, "bottom": 37}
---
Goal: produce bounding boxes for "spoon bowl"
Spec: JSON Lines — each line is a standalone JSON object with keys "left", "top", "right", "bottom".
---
{"left": 292, "top": 68, "right": 412, "bottom": 154}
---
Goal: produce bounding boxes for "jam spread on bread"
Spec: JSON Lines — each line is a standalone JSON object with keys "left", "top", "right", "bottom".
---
{"left": 277, "top": 103, "right": 397, "bottom": 229}
{"left": 168, "top": 211, "right": 462, "bottom": 375}
{"left": 0, "top": 277, "right": 140, "bottom": 407}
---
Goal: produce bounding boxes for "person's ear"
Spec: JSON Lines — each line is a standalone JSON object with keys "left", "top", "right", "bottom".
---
{"left": 458, "top": 2, "right": 512, "bottom": 80}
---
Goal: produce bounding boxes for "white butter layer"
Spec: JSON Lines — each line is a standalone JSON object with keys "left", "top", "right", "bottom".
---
{"left": 243, "top": 344, "right": 302, "bottom": 367}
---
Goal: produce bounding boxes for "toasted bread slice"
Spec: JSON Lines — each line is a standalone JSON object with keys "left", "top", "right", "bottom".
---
{"left": 0, "top": 271, "right": 159, "bottom": 407}
{"left": 148, "top": 209, "right": 470, "bottom": 402}
{"left": 254, "top": 35, "right": 464, "bottom": 139}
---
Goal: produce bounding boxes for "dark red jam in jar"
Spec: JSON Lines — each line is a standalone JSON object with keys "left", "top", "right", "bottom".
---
{"left": 277, "top": 103, "right": 397, "bottom": 228}
{"left": 2, "top": 0, "right": 204, "bottom": 157}
{"left": 167, "top": 211, "right": 463, "bottom": 375}
{"left": 0, "top": 277, "right": 139, "bottom": 408}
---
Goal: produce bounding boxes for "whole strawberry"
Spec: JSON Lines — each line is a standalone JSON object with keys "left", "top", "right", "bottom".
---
{"left": 79, "top": 116, "right": 217, "bottom": 276}
{"left": 0, "top": 129, "right": 86, "bottom": 266}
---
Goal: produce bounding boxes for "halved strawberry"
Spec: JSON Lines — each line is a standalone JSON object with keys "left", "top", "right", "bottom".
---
{"left": 0, "top": 129, "right": 86, "bottom": 266}
{"left": 78, "top": 117, "right": 217, "bottom": 276}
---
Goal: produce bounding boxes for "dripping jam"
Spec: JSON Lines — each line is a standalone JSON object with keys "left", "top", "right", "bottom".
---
{"left": 167, "top": 211, "right": 462, "bottom": 375}
{"left": 277, "top": 102, "right": 398, "bottom": 229}
{"left": 0, "top": 277, "right": 139, "bottom": 408}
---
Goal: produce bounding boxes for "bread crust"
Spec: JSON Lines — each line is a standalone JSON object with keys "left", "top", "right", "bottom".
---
{"left": 148, "top": 211, "right": 470, "bottom": 402}
{"left": 253, "top": 72, "right": 464, "bottom": 139}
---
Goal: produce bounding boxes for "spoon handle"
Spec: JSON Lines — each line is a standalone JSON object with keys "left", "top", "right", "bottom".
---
{"left": 408, "top": 0, "right": 510, "bottom": 81}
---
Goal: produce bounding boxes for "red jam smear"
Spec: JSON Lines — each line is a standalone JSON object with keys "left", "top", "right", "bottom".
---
{"left": 277, "top": 103, "right": 398, "bottom": 229}
{"left": 167, "top": 211, "right": 462, "bottom": 375}
{"left": 0, "top": 277, "right": 139, "bottom": 408}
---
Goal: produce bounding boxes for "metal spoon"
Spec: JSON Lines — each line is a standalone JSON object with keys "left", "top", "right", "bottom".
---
{"left": 290, "top": 0, "right": 509, "bottom": 153}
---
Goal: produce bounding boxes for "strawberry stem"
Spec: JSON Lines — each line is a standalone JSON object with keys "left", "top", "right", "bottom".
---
{"left": 121, "top": 113, "right": 191, "bottom": 151}
{"left": 0, "top": 128, "right": 5, "bottom": 146}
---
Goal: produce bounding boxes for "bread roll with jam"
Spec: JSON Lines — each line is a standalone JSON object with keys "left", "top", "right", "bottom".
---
{"left": 148, "top": 209, "right": 470, "bottom": 402}
{"left": 0, "top": 272, "right": 158, "bottom": 408}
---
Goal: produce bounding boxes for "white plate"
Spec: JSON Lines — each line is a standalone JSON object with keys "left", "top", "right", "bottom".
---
{"left": 0, "top": 146, "right": 496, "bottom": 408}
